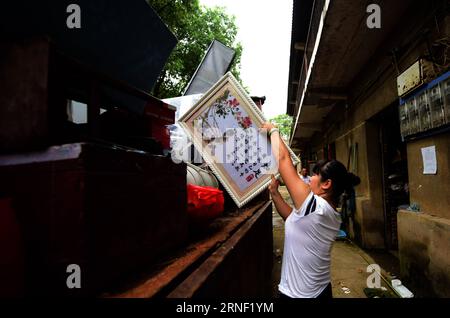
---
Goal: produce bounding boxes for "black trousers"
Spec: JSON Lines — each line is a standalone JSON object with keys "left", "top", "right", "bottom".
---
{"left": 278, "top": 283, "right": 332, "bottom": 299}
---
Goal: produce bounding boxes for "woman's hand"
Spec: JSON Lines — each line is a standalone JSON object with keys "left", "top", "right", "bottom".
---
{"left": 268, "top": 175, "right": 280, "bottom": 197}
{"left": 261, "top": 122, "right": 277, "bottom": 133}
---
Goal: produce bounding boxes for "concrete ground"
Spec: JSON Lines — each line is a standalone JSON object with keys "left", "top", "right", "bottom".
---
{"left": 271, "top": 187, "right": 398, "bottom": 298}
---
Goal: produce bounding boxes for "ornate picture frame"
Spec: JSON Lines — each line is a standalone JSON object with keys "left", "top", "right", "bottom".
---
{"left": 179, "top": 72, "right": 300, "bottom": 208}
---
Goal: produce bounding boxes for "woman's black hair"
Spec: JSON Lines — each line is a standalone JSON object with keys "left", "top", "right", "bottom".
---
{"left": 312, "top": 159, "right": 360, "bottom": 205}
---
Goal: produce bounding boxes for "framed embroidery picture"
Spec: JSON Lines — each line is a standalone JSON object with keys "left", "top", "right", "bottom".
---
{"left": 179, "top": 72, "right": 299, "bottom": 208}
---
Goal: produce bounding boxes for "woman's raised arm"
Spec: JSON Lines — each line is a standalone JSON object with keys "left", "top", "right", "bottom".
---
{"left": 261, "top": 122, "right": 311, "bottom": 210}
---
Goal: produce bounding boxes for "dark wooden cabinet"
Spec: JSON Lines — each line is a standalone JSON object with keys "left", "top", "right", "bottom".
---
{"left": 0, "top": 142, "right": 187, "bottom": 296}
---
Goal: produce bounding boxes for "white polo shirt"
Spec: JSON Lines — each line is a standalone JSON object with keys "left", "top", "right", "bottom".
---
{"left": 278, "top": 192, "right": 341, "bottom": 298}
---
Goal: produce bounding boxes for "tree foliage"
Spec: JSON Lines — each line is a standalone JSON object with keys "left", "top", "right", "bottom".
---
{"left": 148, "top": 0, "right": 243, "bottom": 99}
{"left": 270, "top": 114, "right": 293, "bottom": 142}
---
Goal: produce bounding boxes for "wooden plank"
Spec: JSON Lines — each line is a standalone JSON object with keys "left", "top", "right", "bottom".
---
{"left": 105, "top": 200, "right": 267, "bottom": 298}
{"left": 167, "top": 201, "right": 272, "bottom": 298}
{"left": 0, "top": 37, "right": 50, "bottom": 152}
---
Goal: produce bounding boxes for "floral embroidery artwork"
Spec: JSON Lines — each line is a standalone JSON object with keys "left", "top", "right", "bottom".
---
{"left": 179, "top": 72, "right": 299, "bottom": 208}
{"left": 190, "top": 89, "right": 275, "bottom": 191}
{"left": 196, "top": 90, "right": 253, "bottom": 139}
{"left": 210, "top": 127, "right": 274, "bottom": 191}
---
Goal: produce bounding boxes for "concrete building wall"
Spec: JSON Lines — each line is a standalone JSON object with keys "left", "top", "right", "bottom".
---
{"left": 334, "top": 125, "right": 366, "bottom": 245}
{"left": 296, "top": 0, "right": 450, "bottom": 295}
{"left": 333, "top": 122, "right": 385, "bottom": 248}
{"left": 363, "top": 122, "right": 385, "bottom": 248}
{"left": 395, "top": 9, "right": 450, "bottom": 297}
{"left": 397, "top": 120, "right": 450, "bottom": 298}
{"left": 319, "top": 3, "right": 448, "bottom": 252}
{"left": 398, "top": 210, "right": 450, "bottom": 297}
{"left": 406, "top": 132, "right": 450, "bottom": 219}
{"left": 318, "top": 43, "right": 441, "bottom": 251}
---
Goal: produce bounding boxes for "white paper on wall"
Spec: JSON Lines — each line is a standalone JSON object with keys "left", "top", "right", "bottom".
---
{"left": 421, "top": 145, "right": 437, "bottom": 174}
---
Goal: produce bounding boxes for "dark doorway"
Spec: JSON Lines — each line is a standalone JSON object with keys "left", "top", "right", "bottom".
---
{"left": 374, "top": 104, "right": 410, "bottom": 251}
{"left": 324, "top": 142, "right": 336, "bottom": 160}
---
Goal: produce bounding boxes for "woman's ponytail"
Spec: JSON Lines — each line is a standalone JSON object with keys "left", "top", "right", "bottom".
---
{"left": 344, "top": 172, "right": 361, "bottom": 195}
{"left": 312, "top": 160, "right": 360, "bottom": 206}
